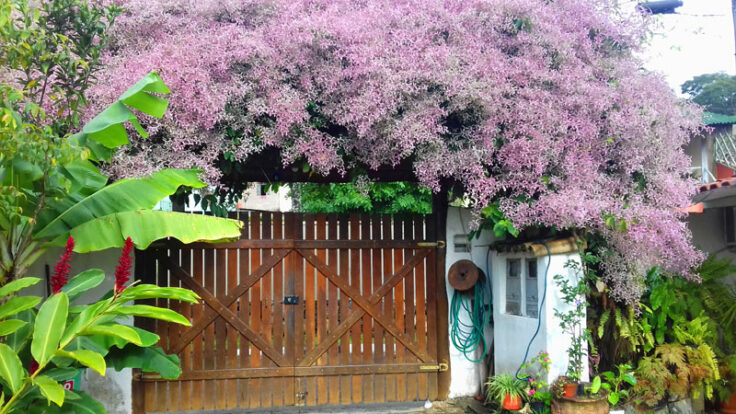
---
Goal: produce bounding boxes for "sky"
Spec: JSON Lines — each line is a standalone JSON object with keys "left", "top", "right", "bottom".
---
{"left": 639, "top": 0, "right": 735, "bottom": 93}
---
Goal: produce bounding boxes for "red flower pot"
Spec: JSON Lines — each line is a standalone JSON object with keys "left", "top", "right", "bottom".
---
{"left": 563, "top": 383, "right": 577, "bottom": 398}
{"left": 502, "top": 394, "right": 522, "bottom": 410}
{"left": 722, "top": 392, "right": 736, "bottom": 414}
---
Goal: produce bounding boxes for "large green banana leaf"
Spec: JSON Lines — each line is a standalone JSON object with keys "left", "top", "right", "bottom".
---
{"left": 70, "top": 71, "right": 170, "bottom": 160}
{"left": 62, "top": 210, "right": 242, "bottom": 253}
{"left": 34, "top": 169, "right": 206, "bottom": 240}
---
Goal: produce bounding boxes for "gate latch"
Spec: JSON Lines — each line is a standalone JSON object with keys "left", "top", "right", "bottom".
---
{"left": 284, "top": 296, "right": 300, "bottom": 305}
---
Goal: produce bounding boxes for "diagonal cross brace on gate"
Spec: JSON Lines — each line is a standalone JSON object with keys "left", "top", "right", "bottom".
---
{"left": 296, "top": 248, "right": 433, "bottom": 366}
{"left": 156, "top": 249, "right": 291, "bottom": 366}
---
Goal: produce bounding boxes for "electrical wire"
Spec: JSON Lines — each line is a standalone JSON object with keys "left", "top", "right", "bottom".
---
{"left": 515, "top": 241, "right": 551, "bottom": 380}
{"left": 450, "top": 275, "right": 490, "bottom": 363}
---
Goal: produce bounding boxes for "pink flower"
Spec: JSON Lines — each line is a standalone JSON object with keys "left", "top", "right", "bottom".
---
{"left": 528, "top": 389, "right": 536, "bottom": 396}
{"left": 51, "top": 237, "right": 74, "bottom": 294}
{"left": 529, "top": 378, "right": 534, "bottom": 383}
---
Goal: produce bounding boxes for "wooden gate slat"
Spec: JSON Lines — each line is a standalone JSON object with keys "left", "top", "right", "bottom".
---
{"left": 327, "top": 215, "right": 340, "bottom": 405}
{"left": 372, "top": 216, "right": 385, "bottom": 403}
{"left": 284, "top": 213, "right": 296, "bottom": 406}
{"left": 203, "top": 249, "right": 216, "bottom": 411}
{"left": 404, "top": 218, "right": 417, "bottom": 401}
{"left": 338, "top": 215, "right": 351, "bottom": 405}
{"left": 304, "top": 213, "right": 317, "bottom": 406}
{"left": 272, "top": 213, "right": 285, "bottom": 407}
{"left": 394, "top": 217, "right": 407, "bottom": 403}
{"left": 382, "top": 216, "right": 396, "bottom": 403}
{"left": 226, "top": 248, "right": 239, "bottom": 409}
{"left": 191, "top": 248, "right": 205, "bottom": 410}
{"left": 238, "top": 212, "right": 251, "bottom": 409}
{"left": 349, "top": 214, "right": 362, "bottom": 404}
{"left": 361, "top": 215, "right": 374, "bottom": 404}
{"left": 315, "top": 214, "right": 328, "bottom": 405}
{"left": 415, "top": 217, "right": 429, "bottom": 400}
{"left": 261, "top": 212, "right": 274, "bottom": 408}
{"left": 249, "top": 212, "right": 263, "bottom": 409}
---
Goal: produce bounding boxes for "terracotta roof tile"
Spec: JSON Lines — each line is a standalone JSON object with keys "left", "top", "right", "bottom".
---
{"left": 698, "top": 177, "right": 736, "bottom": 193}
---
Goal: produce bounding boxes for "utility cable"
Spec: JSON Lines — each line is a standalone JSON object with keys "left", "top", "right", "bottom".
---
{"left": 515, "top": 241, "right": 551, "bottom": 380}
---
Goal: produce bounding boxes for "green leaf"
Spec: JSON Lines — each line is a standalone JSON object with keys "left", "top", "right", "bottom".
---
{"left": 29, "top": 390, "right": 105, "bottom": 414}
{"left": 7, "top": 309, "right": 35, "bottom": 351}
{"left": 622, "top": 374, "right": 637, "bottom": 386}
{"left": 0, "top": 296, "right": 42, "bottom": 319}
{"left": 34, "top": 375, "right": 65, "bottom": 407}
{"left": 119, "top": 284, "right": 200, "bottom": 303}
{"left": 109, "top": 305, "right": 191, "bottom": 326}
{"left": 590, "top": 376, "right": 601, "bottom": 394}
{"left": 0, "top": 277, "right": 40, "bottom": 298}
{"left": 107, "top": 345, "right": 181, "bottom": 379}
{"left": 70, "top": 71, "right": 170, "bottom": 150}
{"left": 32, "top": 293, "right": 69, "bottom": 365}
{"left": 129, "top": 327, "right": 160, "bottom": 347}
{"left": 44, "top": 367, "right": 80, "bottom": 382}
{"left": 0, "top": 319, "right": 27, "bottom": 336}
{"left": 62, "top": 269, "right": 105, "bottom": 302}
{"left": 60, "top": 299, "right": 111, "bottom": 346}
{"left": 0, "top": 343, "right": 25, "bottom": 393}
{"left": 35, "top": 169, "right": 206, "bottom": 240}
{"left": 67, "top": 210, "right": 242, "bottom": 253}
{"left": 59, "top": 160, "right": 107, "bottom": 196}
{"left": 55, "top": 350, "right": 105, "bottom": 376}
{"left": 608, "top": 392, "right": 620, "bottom": 406}
{"left": 80, "top": 323, "right": 142, "bottom": 346}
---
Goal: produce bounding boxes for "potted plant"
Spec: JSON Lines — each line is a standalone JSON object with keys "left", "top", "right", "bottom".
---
{"left": 600, "top": 364, "right": 637, "bottom": 414}
{"left": 486, "top": 373, "right": 528, "bottom": 410}
{"left": 553, "top": 268, "right": 591, "bottom": 397}
{"left": 519, "top": 351, "right": 553, "bottom": 413}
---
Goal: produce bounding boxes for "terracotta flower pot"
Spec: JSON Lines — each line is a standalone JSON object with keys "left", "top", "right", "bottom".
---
{"left": 563, "top": 383, "right": 578, "bottom": 398}
{"left": 722, "top": 392, "right": 736, "bottom": 414}
{"left": 503, "top": 394, "right": 522, "bottom": 410}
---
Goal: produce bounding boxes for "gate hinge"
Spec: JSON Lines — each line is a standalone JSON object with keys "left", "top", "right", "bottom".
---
{"left": 416, "top": 241, "right": 446, "bottom": 248}
{"left": 420, "top": 362, "right": 449, "bottom": 372}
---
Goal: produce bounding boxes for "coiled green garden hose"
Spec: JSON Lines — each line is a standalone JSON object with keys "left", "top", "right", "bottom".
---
{"left": 450, "top": 276, "right": 490, "bottom": 363}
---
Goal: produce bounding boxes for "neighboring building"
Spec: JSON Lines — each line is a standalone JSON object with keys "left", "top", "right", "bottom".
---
{"left": 687, "top": 112, "right": 736, "bottom": 259}
{"left": 236, "top": 183, "right": 293, "bottom": 212}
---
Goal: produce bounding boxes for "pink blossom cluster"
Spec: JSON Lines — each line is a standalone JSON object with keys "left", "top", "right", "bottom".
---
{"left": 90, "top": 0, "right": 704, "bottom": 302}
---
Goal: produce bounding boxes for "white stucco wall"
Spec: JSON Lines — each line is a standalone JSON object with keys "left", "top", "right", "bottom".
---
{"left": 26, "top": 248, "right": 133, "bottom": 414}
{"left": 445, "top": 207, "right": 495, "bottom": 398}
{"left": 445, "top": 207, "right": 588, "bottom": 398}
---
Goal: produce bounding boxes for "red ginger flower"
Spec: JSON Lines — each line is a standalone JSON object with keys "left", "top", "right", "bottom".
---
{"left": 51, "top": 237, "right": 74, "bottom": 294}
{"left": 114, "top": 237, "right": 134, "bottom": 293}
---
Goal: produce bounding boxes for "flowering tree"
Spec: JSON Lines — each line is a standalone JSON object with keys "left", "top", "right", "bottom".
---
{"left": 90, "top": 0, "right": 703, "bottom": 302}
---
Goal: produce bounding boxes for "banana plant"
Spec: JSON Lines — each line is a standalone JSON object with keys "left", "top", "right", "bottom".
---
{"left": 0, "top": 240, "right": 197, "bottom": 413}
{"left": 0, "top": 71, "right": 242, "bottom": 284}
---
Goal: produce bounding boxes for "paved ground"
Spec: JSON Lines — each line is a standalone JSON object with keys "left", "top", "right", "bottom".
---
{"left": 165, "top": 397, "right": 488, "bottom": 414}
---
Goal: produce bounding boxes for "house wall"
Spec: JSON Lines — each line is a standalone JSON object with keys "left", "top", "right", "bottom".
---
{"left": 444, "top": 207, "right": 588, "bottom": 398}
{"left": 26, "top": 248, "right": 132, "bottom": 414}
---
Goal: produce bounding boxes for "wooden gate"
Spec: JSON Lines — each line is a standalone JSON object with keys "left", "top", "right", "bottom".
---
{"left": 133, "top": 212, "right": 449, "bottom": 413}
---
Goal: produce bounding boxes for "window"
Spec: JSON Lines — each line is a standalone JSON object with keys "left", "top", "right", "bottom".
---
{"left": 506, "top": 259, "right": 521, "bottom": 315}
{"left": 526, "top": 259, "right": 538, "bottom": 318}
{"left": 504, "top": 257, "right": 539, "bottom": 319}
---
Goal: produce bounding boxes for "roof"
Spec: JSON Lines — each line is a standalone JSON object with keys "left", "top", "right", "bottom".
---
{"left": 698, "top": 177, "right": 736, "bottom": 193}
{"left": 703, "top": 112, "right": 736, "bottom": 126}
